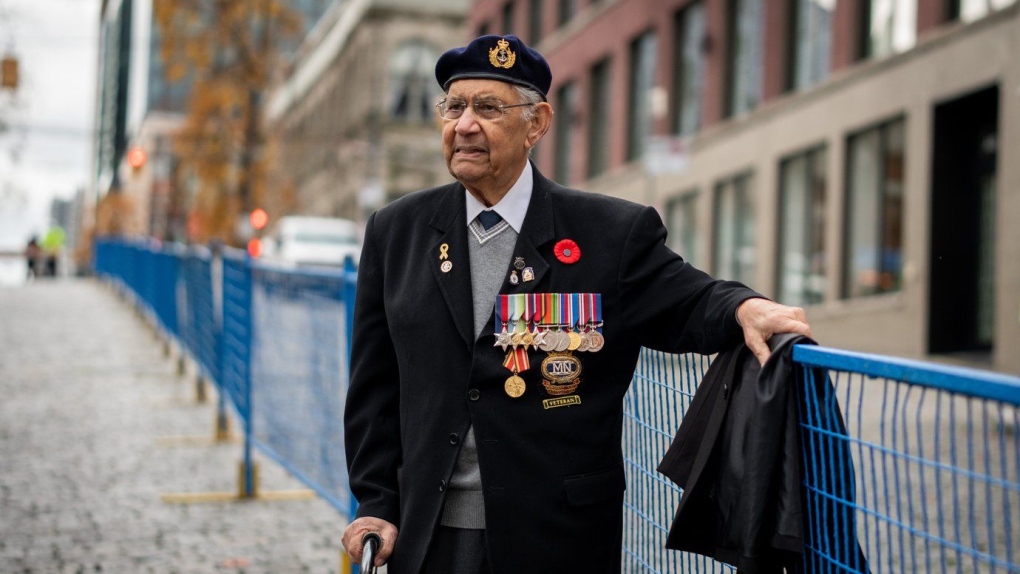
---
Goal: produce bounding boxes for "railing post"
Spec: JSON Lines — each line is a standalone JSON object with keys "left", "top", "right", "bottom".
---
{"left": 343, "top": 256, "right": 358, "bottom": 526}
{"left": 242, "top": 255, "right": 256, "bottom": 499}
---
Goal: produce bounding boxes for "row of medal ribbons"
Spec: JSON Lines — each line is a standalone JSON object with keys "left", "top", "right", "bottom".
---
{"left": 493, "top": 293, "right": 605, "bottom": 353}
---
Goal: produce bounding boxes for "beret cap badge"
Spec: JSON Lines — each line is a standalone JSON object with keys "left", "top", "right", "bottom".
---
{"left": 488, "top": 38, "right": 516, "bottom": 69}
{"left": 435, "top": 34, "right": 552, "bottom": 98}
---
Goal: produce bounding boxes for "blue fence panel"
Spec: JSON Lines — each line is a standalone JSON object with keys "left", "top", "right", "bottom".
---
{"left": 179, "top": 248, "right": 220, "bottom": 384}
{"left": 221, "top": 250, "right": 253, "bottom": 419}
{"left": 623, "top": 349, "right": 732, "bottom": 574}
{"left": 795, "top": 346, "right": 1020, "bottom": 573}
{"left": 248, "top": 261, "right": 353, "bottom": 514}
{"left": 152, "top": 247, "right": 179, "bottom": 337}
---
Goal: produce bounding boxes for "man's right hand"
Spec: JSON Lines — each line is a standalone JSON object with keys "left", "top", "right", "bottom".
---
{"left": 341, "top": 517, "right": 399, "bottom": 567}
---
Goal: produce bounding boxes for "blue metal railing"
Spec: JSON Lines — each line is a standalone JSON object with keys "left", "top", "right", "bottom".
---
{"left": 94, "top": 237, "right": 1020, "bottom": 573}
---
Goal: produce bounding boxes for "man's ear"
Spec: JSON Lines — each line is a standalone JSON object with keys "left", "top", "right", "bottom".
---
{"left": 525, "top": 102, "right": 553, "bottom": 149}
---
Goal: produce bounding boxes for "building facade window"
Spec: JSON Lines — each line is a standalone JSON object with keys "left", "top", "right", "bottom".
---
{"left": 503, "top": 1, "right": 515, "bottom": 34}
{"left": 559, "top": 0, "right": 578, "bottom": 26}
{"left": 788, "top": 0, "right": 833, "bottom": 91}
{"left": 529, "top": 0, "right": 543, "bottom": 44}
{"left": 726, "top": 0, "right": 764, "bottom": 117}
{"left": 666, "top": 191, "right": 700, "bottom": 267}
{"left": 554, "top": 81, "right": 576, "bottom": 185}
{"left": 388, "top": 40, "right": 441, "bottom": 122}
{"left": 627, "top": 30, "right": 658, "bottom": 162}
{"left": 953, "top": 0, "right": 1017, "bottom": 21}
{"left": 843, "top": 118, "right": 905, "bottom": 298}
{"left": 778, "top": 146, "right": 828, "bottom": 306}
{"left": 713, "top": 171, "right": 756, "bottom": 285}
{"left": 861, "top": 0, "right": 916, "bottom": 59}
{"left": 587, "top": 58, "right": 611, "bottom": 179}
{"left": 672, "top": 1, "right": 706, "bottom": 136}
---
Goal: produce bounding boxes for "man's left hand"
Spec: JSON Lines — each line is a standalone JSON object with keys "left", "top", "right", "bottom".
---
{"left": 736, "top": 298, "right": 812, "bottom": 365}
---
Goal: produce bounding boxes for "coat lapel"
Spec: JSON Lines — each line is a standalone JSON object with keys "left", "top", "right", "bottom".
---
{"left": 503, "top": 165, "right": 556, "bottom": 296}
{"left": 428, "top": 185, "right": 475, "bottom": 350}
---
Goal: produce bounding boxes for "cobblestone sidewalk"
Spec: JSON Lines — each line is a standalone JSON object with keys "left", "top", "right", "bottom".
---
{"left": 0, "top": 279, "right": 346, "bottom": 573}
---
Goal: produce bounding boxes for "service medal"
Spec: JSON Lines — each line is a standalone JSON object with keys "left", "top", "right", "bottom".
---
{"left": 505, "top": 375, "right": 526, "bottom": 398}
{"left": 538, "top": 330, "right": 557, "bottom": 352}
{"left": 554, "top": 330, "right": 571, "bottom": 352}
{"left": 587, "top": 330, "right": 605, "bottom": 352}
{"left": 522, "top": 330, "right": 535, "bottom": 348}
{"left": 567, "top": 331, "right": 582, "bottom": 351}
{"left": 577, "top": 332, "right": 590, "bottom": 352}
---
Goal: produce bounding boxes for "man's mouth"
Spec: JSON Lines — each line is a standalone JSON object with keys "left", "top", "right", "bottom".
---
{"left": 455, "top": 145, "right": 487, "bottom": 155}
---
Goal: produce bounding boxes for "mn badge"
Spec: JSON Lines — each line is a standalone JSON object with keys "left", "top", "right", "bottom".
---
{"left": 540, "top": 352, "right": 582, "bottom": 409}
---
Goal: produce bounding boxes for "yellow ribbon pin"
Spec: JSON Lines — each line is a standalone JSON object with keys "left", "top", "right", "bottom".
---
{"left": 439, "top": 244, "right": 449, "bottom": 260}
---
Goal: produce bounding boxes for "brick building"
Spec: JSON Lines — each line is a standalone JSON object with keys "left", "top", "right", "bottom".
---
{"left": 468, "top": 0, "right": 1019, "bottom": 373}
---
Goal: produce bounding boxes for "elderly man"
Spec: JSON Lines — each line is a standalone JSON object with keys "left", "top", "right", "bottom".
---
{"left": 342, "top": 35, "right": 811, "bottom": 573}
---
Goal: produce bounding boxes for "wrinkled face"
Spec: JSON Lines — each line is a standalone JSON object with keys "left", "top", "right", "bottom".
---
{"left": 441, "top": 79, "right": 538, "bottom": 200}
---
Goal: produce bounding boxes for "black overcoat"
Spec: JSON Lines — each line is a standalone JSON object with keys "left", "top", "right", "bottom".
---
{"left": 344, "top": 164, "right": 758, "bottom": 573}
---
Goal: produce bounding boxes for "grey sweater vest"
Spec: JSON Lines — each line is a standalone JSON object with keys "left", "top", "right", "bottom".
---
{"left": 440, "top": 220, "right": 517, "bottom": 529}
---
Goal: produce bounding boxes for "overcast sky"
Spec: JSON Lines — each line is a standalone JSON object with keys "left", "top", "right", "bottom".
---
{"left": 0, "top": 0, "right": 98, "bottom": 248}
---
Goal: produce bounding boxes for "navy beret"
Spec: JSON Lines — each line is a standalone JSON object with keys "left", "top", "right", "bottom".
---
{"left": 435, "top": 35, "right": 552, "bottom": 100}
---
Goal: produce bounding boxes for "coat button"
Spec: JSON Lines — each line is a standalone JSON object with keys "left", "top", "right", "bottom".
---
{"left": 439, "top": 479, "right": 447, "bottom": 492}
{"left": 449, "top": 433, "right": 459, "bottom": 445}
{"left": 468, "top": 388, "right": 481, "bottom": 401}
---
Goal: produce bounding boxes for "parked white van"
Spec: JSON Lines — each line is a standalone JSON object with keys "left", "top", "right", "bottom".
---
{"left": 261, "top": 216, "right": 361, "bottom": 268}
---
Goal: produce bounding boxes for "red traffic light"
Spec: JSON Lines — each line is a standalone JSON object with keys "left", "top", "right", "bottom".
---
{"left": 247, "top": 238, "right": 262, "bottom": 258}
{"left": 249, "top": 208, "right": 269, "bottom": 230}
{"left": 126, "top": 147, "right": 147, "bottom": 169}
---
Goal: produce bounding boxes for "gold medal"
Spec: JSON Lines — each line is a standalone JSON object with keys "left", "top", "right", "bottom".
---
{"left": 522, "top": 330, "right": 535, "bottom": 347}
{"left": 567, "top": 331, "right": 582, "bottom": 351}
{"left": 505, "top": 375, "right": 526, "bottom": 398}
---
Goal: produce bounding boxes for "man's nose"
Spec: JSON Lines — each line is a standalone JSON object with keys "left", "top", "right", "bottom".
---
{"left": 454, "top": 108, "right": 482, "bottom": 134}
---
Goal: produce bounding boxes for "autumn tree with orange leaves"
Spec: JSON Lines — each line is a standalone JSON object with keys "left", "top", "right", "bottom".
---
{"left": 154, "top": 0, "right": 302, "bottom": 245}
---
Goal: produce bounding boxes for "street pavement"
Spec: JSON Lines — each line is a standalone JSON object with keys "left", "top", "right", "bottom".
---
{"left": 0, "top": 278, "right": 347, "bottom": 573}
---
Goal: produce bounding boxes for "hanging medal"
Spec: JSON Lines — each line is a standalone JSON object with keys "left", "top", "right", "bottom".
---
{"left": 531, "top": 293, "right": 547, "bottom": 350}
{"left": 587, "top": 293, "right": 605, "bottom": 352}
{"left": 538, "top": 293, "right": 558, "bottom": 352}
{"left": 502, "top": 347, "right": 529, "bottom": 398}
{"left": 521, "top": 295, "right": 535, "bottom": 349}
{"left": 566, "top": 293, "right": 582, "bottom": 351}
{"left": 554, "top": 294, "right": 570, "bottom": 352}
{"left": 577, "top": 293, "right": 590, "bottom": 352}
{"left": 509, "top": 294, "right": 525, "bottom": 348}
{"left": 494, "top": 295, "right": 512, "bottom": 351}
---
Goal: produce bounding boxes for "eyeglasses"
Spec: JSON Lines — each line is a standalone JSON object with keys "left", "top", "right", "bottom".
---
{"left": 435, "top": 98, "right": 535, "bottom": 121}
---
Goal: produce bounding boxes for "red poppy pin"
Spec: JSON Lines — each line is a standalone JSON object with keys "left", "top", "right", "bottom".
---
{"left": 554, "top": 239, "right": 581, "bottom": 265}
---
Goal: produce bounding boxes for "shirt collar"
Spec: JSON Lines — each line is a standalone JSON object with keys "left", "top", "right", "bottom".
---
{"left": 464, "top": 162, "right": 532, "bottom": 233}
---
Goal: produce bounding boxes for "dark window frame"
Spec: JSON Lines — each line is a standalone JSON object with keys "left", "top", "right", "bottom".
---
{"left": 841, "top": 116, "right": 907, "bottom": 299}
{"left": 776, "top": 144, "right": 829, "bottom": 306}
{"left": 586, "top": 57, "right": 612, "bottom": 179}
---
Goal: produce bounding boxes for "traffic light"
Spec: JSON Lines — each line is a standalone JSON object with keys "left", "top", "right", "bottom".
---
{"left": 126, "top": 147, "right": 147, "bottom": 171}
{"left": 249, "top": 208, "right": 269, "bottom": 231}
{"left": 247, "top": 237, "right": 262, "bottom": 258}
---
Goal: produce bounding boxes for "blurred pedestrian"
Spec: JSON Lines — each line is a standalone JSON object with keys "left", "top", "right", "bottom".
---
{"left": 24, "top": 237, "right": 42, "bottom": 281}
{"left": 41, "top": 226, "right": 66, "bottom": 277}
